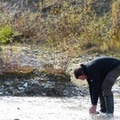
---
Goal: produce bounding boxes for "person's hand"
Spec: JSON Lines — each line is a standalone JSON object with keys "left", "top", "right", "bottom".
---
{"left": 89, "top": 105, "right": 97, "bottom": 114}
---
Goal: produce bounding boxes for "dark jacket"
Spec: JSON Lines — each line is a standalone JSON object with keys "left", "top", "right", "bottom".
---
{"left": 81, "top": 56, "right": 120, "bottom": 105}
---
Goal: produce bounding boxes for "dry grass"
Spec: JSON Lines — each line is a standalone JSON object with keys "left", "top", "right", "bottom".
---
{"left": 0, "top": 0, "right": 120, "bottom": 75}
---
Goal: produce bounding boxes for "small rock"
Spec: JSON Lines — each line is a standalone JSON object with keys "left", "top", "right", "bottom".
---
{"left": 0, "top": 92, "right": 3, "bottom": 95}
{"left": 23, "top": 83, "right": 28, "bottom": 88}
{"left": 18, "top": 87, "right": 25, "bottom": 90}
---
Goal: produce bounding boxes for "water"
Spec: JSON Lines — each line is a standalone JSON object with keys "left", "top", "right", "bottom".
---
{"left": 0, "top": 96, "right": 120, "bottom": 120}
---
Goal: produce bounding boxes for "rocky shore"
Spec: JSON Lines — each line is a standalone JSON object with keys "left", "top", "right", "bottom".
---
{"left": 0, "top": 47, "right": 120, "bottom": 97}
{"left": 0, "top": 72, "right": 86, "bottom": 97}
{"left": 0, "top": 46, "right": 89, "bottom": 97}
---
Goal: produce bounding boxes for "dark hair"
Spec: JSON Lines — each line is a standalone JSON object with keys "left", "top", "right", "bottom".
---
{"left": 74, "top": 67, "right": 84, "bottom": 79}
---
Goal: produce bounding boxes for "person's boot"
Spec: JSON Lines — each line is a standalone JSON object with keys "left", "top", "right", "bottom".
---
{"left": 104, "top": 94, "right": 114, "bottom": 117}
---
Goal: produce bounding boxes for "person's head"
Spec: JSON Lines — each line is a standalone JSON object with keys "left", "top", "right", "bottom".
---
{"left": 74, "top": 67, "right": 87, "bottom": 80}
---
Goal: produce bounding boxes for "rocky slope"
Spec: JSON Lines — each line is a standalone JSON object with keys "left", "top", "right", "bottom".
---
{"left": 0, "top": 46, "right": 90, "bottom": 97}
{"left": 0, "top": 48, "right": 120, "bottom": 97}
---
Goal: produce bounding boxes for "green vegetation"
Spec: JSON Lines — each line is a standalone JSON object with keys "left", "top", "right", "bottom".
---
{"left": 0, "top": 25, "right": 13, "bottom": 44}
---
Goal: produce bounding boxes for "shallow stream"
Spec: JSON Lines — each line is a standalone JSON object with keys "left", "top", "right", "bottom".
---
{"left": 0, "top": 95, "right": 120, "bottom": 120}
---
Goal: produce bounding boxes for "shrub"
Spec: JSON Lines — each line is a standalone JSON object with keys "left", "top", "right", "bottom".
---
{"left": 0, "top": 25, "right": 13, "bottom": 44}
{"left": 109, "top": 0, "right": 120, "bottom": 50}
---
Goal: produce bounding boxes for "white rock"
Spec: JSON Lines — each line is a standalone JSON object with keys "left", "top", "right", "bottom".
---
{"left": 23, "top": 83, "right": 28, "bottom": 88}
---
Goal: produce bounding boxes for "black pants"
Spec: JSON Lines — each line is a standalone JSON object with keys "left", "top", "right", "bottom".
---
{"left": 102, "top": 65, "right": 120, "bottom": 96}
{"left": 100, "top": 65, "right": 120, "bottom": 114}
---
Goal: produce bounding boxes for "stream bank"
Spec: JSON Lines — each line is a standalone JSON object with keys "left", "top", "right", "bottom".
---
{"left": 0, "top": 46, "right": 120, "bottom": 120}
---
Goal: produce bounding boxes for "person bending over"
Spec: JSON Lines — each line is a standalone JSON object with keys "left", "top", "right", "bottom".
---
{"left": 74, "top": 56, "right": 120, "bottom": 116}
